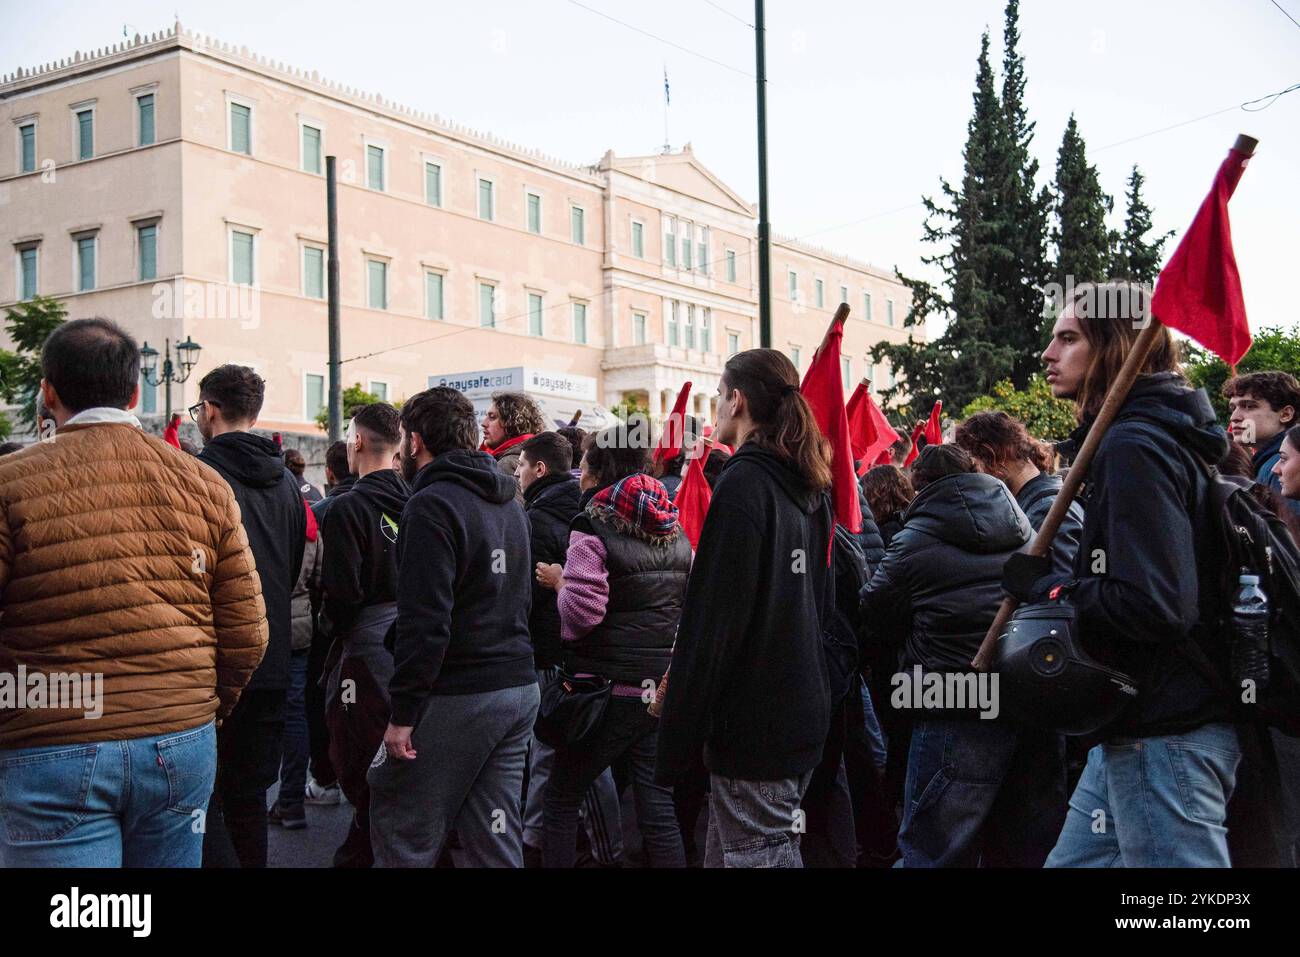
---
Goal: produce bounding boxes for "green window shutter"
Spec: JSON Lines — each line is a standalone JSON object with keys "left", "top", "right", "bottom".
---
{"left": 20, "top": 248, "right": 37, "bottom": 299}
{"left": 528, "top": 293, "right": 543, "bottom": 336}
{"left": 230, "top": 104, "right": 250, "bottom": 154}
{"left": 368, "top": 260, "right": 387, "bottom": 309}
{"left": 304, "top": 247, "right": 324, "bottom": 299}
{"left": 77, "top": 237, "right": 96, "bottom": 290}
{"left": 571, "top": 207, "right": 584, "bottom": 245}
{"left": 887, "top": 299, "right": 895, "bottom": 326}
{"left": 726, "top": 250, "right": 736, "bottom": 282}
{"left": 682, "top": 237, "right": 692, "bottom": 271}
{"left": 140, "top": 371, "right": 157, "bottom": 414}
{"left": 633, "top": 313, "right": 646, "bottom": 345}
{"left": 573, "top": 303, "right": 587, "bottom": 344}
{"left": 479, "top": 283, "right": 495, "bottom": 327}
{"left": 792, "top": 346, "right": 801, "bottom": 370}
{"left": 20, "top": 125, "right": 36, "bottom": 172}
{"left": 138, "top": 94, "right": 155, "bottom": 146}
{"left": 371, "top": 382, "right": 388, "bottom": 401}
{"left": 425, "top": 272, "right": 444, "bottom": 319}
{"left": 665, "top": 230, "right": 676, "bottom": 266}
{"left": 527, "top": 194, "right": 541, "bottom": 233}
{"left": 632, "top": 222, "right": 644, "bottom": 258}
{"left": 231, "top": 231, "right": 254, "bottom": 285}
{"left": 864, "top": 293, "right": 872, "bottom": 321}
{"left": 478, "top": 180, "right": 493, "bottom": 220}
{"left": 306, "top": 373, "right": 325, "bottom": 418}
{"left": 425, "top": 164, "right": 442, "bottom": 206}
{"left": 302, "top": 126, "right": 321, "bottom": 173}
{"left": 788, "top": 271, "right": 797, "bottom": 299}
{"left": 367, "top": 145, "right": 384, "bottom": 190}
{"left": 816, "top": 279, "right": 825, "bottom": 308}
{"left": 728, "top": 332, "right": 739, "bottom": 356}
{"left": 138, "top": 225, "right": 157, "bottom": 281}
{"left": 77, "top": 110, "right": 94, "bottom": 159}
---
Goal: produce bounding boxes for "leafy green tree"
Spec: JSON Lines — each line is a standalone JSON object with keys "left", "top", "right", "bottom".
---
{"left": 960, "top": 374, "right": 1078, "bottom": 441}
{"left": 1183, "top": 326, "right": 1300, "bottom": 420}
{"left": 1051, "top": 114, "right": 1113, "bottom": 292}
{"left": 1111, "top": 165, "right": 1174, "bottom": 286}
{"left": 0, "top": 295, "right": 68, "bottom": 435}
{"left": 314, "top": 382, "right": 395, "bottom": 432}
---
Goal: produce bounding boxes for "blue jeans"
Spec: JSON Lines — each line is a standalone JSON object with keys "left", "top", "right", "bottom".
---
{"left": 1046, "top": 722, "right": 1241, "bottom": 868}
{"left": 0, "top": 721, "right": 216, "bottom": 867}
{"left": 898, "top": 717, "right": 1066, "bottom": 867}
{"left": 279, "top": 649, "right": 310, "bottom": 815}
{"left": 860, "top": 681, "right": 888, "bottom": 772}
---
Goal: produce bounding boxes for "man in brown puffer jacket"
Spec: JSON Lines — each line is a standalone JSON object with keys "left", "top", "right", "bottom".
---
{"left": 0, "top": 318, "right": 268, "bottom": 868}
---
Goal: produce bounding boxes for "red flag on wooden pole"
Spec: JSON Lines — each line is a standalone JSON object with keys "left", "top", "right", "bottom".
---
{"left": 653, "top": 381, "right": 692, "bottom": 465}
{"left": 800, "top": 304, "right": 862, "bottom": 533}
{"left": 846, "top": 379, "right": 899, "bottom": 470}
{"left": 676, "top": 440, "right": 713, "bottom": 550}
{"left": 902, "top": 421, "right": 925, "bottom": 467}
{"left": 923, "top": 400, "right": 943, "bottom": 446}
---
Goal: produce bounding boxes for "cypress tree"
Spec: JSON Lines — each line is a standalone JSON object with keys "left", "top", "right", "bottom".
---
{"left": 1051, "top": 114, "right": 1114, "bottom": 292}
{"left": 1111, "top": 165, "right": 1174, "bottom": 287}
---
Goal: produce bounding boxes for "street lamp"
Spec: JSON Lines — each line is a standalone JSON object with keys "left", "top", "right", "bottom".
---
{"left": 140, "top": 336, "right": 202, "bottom": 420}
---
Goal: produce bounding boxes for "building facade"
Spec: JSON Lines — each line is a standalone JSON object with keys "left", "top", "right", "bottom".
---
{"left": 1, "top": 23, "right": 915, "bottom": 435}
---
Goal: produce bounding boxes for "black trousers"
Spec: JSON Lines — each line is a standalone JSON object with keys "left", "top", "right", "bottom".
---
{"left": 306, "top": 625, "right": 337, "bottom": 787}
{"left": 202, "top": 688, "right": 287, "bottom": 868}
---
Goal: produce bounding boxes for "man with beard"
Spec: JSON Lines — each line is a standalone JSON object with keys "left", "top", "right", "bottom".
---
{"left": 194, "top": 364, "right": 306, "bottom": 868}
{"left": 368, "top": 388, "right": 539, "bottom": 866}
{"left": 320, "top": 403, "right": 408, "bottom": 867}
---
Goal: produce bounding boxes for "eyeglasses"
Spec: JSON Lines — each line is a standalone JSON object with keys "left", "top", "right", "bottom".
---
{"left": 188, "top": 398, "right": 221, "bottom": 422}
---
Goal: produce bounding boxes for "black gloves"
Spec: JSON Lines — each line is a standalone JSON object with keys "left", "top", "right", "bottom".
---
{"left": 1001, "top": 551, "right": 1054, "bottom": 604}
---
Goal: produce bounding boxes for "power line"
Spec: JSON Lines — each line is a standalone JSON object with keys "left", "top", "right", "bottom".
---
{"left": 1268, "top": 0, "right": 1300, "bottom": 30}
{"left": 1094, "top": 80, "right": 1299, "bottom": 152}
{"left": 566, "top": 0, "right": 754, "bottom": 77}
{"left": 702, "top": 0, "right": 754, "bottom": 29}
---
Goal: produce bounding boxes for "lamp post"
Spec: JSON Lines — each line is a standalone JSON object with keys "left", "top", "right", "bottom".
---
{"left": 140, "top": 335, "right": 202, "bottom": 420}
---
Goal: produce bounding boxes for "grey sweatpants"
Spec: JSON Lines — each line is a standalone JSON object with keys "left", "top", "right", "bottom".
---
{"left": 368, "top": 682, "right": 540, "bottom": 868}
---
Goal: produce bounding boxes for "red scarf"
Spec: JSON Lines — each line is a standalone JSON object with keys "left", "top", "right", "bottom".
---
{"left": 482, "top": 433, "right": 534, "bottom": 458}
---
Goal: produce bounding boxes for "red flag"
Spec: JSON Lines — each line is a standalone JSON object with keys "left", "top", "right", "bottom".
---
{"left": 846, "top": 381, "right": 900, "bottom": 468}
{"left": 872, "top": 448, "right": 893, "bottom": 467}
{"left": 1150, "top": 144, "right": 1253, "bottom": 365}
{"left": 676, "top": 442, "right": 712, "bottom": 550}
{"left": 923, "top": 400, "right": 943, "bottom": 446}
{"left": 800, "top": 305, "right": 862, "bottom": 533}
{"left": 163, "top": 413, "right": 181, "bottom": 449}
{"left": 653, "top": 381, "right": 692, "bottom": 465}
{"left": 903, "top": 421, "right": 925, "bottom": 467}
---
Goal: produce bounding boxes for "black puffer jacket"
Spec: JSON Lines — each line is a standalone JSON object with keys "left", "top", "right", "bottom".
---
{"left": 523, "top": 473, "right": 582, "bottom": 671}
{"left": 860, "top": 471, "right": 1031, "bottom": 674}
{"left": 857, "top": 489, "right": 887, "bottom": 580}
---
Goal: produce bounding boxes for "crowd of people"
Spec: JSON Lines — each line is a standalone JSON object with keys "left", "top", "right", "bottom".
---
{"left": 0, "top": 279, "right": 1297, "bottom": 868}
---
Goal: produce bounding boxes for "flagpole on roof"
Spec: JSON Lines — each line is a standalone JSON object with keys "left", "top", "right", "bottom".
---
{"left": 662, "top": 64, "right": 670, "bottom": 154}
{"left": 755, "top": 0, "right": 772, "bottom": 347}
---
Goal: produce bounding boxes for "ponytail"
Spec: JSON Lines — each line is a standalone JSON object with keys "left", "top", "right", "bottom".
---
{"left": 722, "top": 349, "right": 833, "bottom": 492}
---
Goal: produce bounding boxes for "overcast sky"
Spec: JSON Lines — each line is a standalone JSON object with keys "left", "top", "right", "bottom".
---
{"left": 6, "top": 0, "right": 1297, "bottom": 340}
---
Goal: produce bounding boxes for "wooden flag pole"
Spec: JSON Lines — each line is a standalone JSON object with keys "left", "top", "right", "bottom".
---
{"left": 971, "top": 130, "right": 1259, "bottom": 673}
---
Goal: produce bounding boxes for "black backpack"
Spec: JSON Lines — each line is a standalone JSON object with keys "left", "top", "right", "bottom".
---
{"left": 1189, "top": 469, "right": 1300, "bottom": 737}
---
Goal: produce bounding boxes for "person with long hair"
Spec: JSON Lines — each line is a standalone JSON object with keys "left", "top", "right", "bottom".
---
{"left": 860, "top": 465, "right": 914, "bottom": 549}
{"left": 1005, "top": 281, "right": 1239, "bottom": 867}
{"left": 655, "top": 349, "right": 835, "bottom": 868}
{"left": 481, "top": 391, "right": 547, "bottom": 502}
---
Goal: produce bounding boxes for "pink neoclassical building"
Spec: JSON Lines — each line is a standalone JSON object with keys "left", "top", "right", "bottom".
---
{"left": 0, "top": 22, "right": 916, "bottom": 439}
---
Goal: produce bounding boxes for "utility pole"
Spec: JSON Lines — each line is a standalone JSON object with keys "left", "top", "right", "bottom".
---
{"left": 326, "top": 155, "right": 342, "bottom": 441}
{"left": 755, "top": 0, "right": 771, "bottom": 347}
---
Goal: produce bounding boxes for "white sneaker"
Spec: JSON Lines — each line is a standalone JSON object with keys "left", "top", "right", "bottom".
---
{"left": 304, "top": 776, "right": 342, "bottom": 806}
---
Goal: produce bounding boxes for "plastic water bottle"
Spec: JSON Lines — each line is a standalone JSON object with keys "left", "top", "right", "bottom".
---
{"left": 1230, "top": 571, "right": 1270, "bottom": 691}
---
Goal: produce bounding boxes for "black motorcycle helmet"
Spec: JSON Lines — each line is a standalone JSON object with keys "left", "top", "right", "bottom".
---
{"left": 995, "top": 602, "right": 1139, "bottom": 736}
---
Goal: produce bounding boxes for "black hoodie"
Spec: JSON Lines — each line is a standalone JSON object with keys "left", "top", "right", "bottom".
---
{"left": 1064, "top": 372, "right": 1233, "bottom": 737}
{"left": 200, "top": 431, "right": 306, "bottom": 691}
{"left": 320, "top": 468, "right": 410, "bottom": 637}
{"left": 656, "top": 442, "right": 835, "bottom": 783}
{"left": 388, "top": 449, "right": 536, "bottom": 725}
{"left": 522, "top": 472, "right": 583, "bottom": 671}
{"left": 861, "top": 471, "right": 1032, "bottom": 675}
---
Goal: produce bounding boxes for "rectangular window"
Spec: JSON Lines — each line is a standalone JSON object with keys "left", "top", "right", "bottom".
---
{"left": 572, "top": 302, "right": 588, "bottom": 344}
{"left": 664, "top": 218, "right": 676, "bottom": 266}
{"left": 726, "top": 249, "right": 736, "bottom": 283}
{"left": 682, "top": 235, "right": 692, "bottom": 272}
{"left": 479, "top": 282, "right": 496, "bottom": 328}
{"left": 633, "top": 312, "right": 647, "bottom": 345}
{"left": 425, "top": 271, "right": 444, "bottom": 320}
{"left": 791, "top": 346, "right": 801, "bottom": 371}
{"left": 864, "top": 292, "right": 872, "bottom": 321}
{"left": 367, "top": 144, "right": 385, "bottom": 190}
{"left": 697, "top": 227, "right": 708, "bottom": 274}
{"left": 887, "top": 298, "right": 895, "bottom": 326}
{"left": 527, "top": 192, "right": 541, "bottom": 234}
{"left": 229, "top": 103, "right": 250, "bottom": 155}
{"left": 301, "top": 124, "right": 321, "bottom": 174}
{"left": 788, "top": 270, "right": 798, "bottom": 300}
{"left": 19, "top": 123, "right": 36, "bottom": 173}
{"left": 701, "top": 308, "right": 712, "bottom": 353}
{"left": 667, "top": 302, "right": 679, "bottom": 347}
{"left": 367, "top": 259, "right": 388, "bottom": 310}
{"left": 141, "top": 372, "right": 157, "bottom": 414}
{"left": 528, "top": 292, "right": 543, "bottom": 337}
{"left": 370, "top": 381, "right": 389, "bottom": 401}
{"left": 77, "top": 235, "right": 96, "bottom": 291}
{"left": 137, "top": 94, "right": 155, "bottom": 146}
{"left": 727, "top": 332, "right": 740, "bottom": 357}
{"left": 632, "top": 221, "right": 644, "bottom": 258}
{"left": 685, "top": 304, "right": 696, "bottom": 350}
{"left": 137, "top": 224, "right": 157, "bottom": 281}
{"left": 231, "top": 230, "right": 254, "bottom": 285}
{"left": 841, "top": 356, "right": 851, "bottom": 389}
{"left": 816, "top": 279, "right": 825, "bottom": 309}
{"left": 478, "top": 179, "right": 494, "bottom": 220}
{"left": 303, "top": 246, "right": 324, "bottom": 299}
{"left": 19, "top": 247, "right": 37, "bottom": 299}
{"left": 77, "top": 109, "right": 94, "bottom": 160}
{"left": 571, "top": 206, "right": 585, "bottom": 245}
{"left": 840, "top": 284, "right": 848, "bottom": 306}
{"left": 425, "top": 162, "right": 442, "bottom": 206}
{"left": 888, "top": 361, "right": 896, "bottom": 386}
{"left": 305, "top": 373, "right": 325, "bottom": 420}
